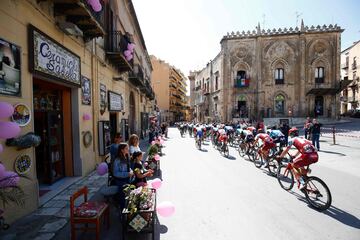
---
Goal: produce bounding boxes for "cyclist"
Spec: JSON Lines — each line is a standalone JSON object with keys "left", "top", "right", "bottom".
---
{"left": 276, "top": 127, "right": 318, "bottom": 189}
{"left": 268, "top": 128, "right": 287, "bottom": 149}
{"left": 254, "top": 131, "right": 276, "bottom": 166}
{"left": 195, "top": 125, "right": 204, "bottom": 144}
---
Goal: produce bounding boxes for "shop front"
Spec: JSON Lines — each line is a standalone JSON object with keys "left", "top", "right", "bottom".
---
{"left": 29, "top": 25, "right": 81, "bottom": 187}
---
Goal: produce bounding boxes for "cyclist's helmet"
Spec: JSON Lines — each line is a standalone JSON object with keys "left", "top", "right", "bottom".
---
{"left": 288, "top": 127, "right": 299, "bottom": 137}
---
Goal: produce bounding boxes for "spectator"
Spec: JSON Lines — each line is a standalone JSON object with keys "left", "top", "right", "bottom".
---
{"left": 110, "top": 133, "right": 122, "bottom": 163}
{"left": 311, "top": 119, "right": 322, "bottom": 151}
{"left": 280, "top": 122, "right": 290, "bottom": 145}
{"left": 128, "top": 134, "right": 141, "bottom": 156}
{"left": 304, "top": 117, "right": 311, "bottom": 140}
{"left": 113, "top": 143, "right": 133, "bottom": 210}
{"left": 131, "top": 151, "right": 154, "bottom": 187}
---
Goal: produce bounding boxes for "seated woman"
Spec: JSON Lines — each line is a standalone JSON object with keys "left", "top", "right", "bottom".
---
{"left": 131, "top": 151, "right": 154, "bottom": 187}
{"left": 113, "top": 143, "right": 133, "bottom": 210}
{"left": 128, "top": 134, "right": 141, "bottom": 156}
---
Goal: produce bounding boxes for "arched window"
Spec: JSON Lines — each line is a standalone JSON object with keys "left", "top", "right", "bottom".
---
{"left": 274, "top": 94, "right": 285, "bottom": 114}
{"left": 274, "top": 68, "right": 284, "bottom": 84}
{"left": 315, "top": 67, "right": 325, "bottom": 84}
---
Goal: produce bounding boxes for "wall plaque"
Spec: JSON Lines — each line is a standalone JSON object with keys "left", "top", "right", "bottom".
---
{"left": 108, "top": 91, "right": 123, "bottom": 112}
{"left": 29, "top": 25, "right": 81, "bottom": 86}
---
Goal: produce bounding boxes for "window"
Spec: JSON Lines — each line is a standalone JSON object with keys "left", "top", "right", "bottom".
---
{"left": 274, "top": 68, "right": 284, "bottom": 85}
{"left": 214, "top": 103, "right": 217, "bottom": 112}
{"left": 235, "top": 71, "right": 249, "bottom": 87}
{"left": 215, "top": 75, "right": 218, "bottom": 90}
{"left": 315, "top": 67, "right": 325, "bottom": 84}
{"left": 274, "top": 95, "right": 285, "bottom": 114}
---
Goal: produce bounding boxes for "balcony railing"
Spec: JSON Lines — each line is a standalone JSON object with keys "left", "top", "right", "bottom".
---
{"left": 315, "top": 77, "right": 325, "bottom": 84}
{"left": 352, "top": 61, "right": 357, "bottom": 70}
{"left": 53, "top": 0, "right": 105, "bottom": 40}
{"left": 106, "top": 31, "right": 133, "bottom": 72}
{"left": 129, "top": 64, "right": 145, "bottom": 87}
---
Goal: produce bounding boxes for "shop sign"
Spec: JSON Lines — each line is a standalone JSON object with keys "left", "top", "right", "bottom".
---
{"left": 29, "top": 25, "right": 81, "bottom": 86}
{"left": 108, "top": 91, "right": 124, "bottom": 112}
{"left": 0, "top": 38, "right": 21, "bottom": 96}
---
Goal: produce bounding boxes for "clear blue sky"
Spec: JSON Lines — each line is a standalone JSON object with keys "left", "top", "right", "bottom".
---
{"left": 133, "top": 0, "right": 360, "bottom": 86}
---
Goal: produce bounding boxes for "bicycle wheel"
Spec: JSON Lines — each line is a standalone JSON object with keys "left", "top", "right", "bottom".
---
{"left": 267, "top": 158, "right": 279, "bottom": 177}
{"left": 277, "top": 164, "right": 294, "bottom": 190}
{"left": 246, "top": 146, "right": 255, "bottom": 162}
{"left": 253, "top": 151, "right": 263, "bottom": 168}
{"left": 304, "top": 176, "right": 332, "bottom": 211}
{"left": 238, "top": 143, "right": 246, "bottom": 157}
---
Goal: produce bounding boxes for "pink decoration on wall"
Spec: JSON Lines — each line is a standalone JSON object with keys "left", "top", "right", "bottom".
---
{"left": 87, "top": 0, "right": 102, "bottom": 12}
{"left": 0, "top": 171, "right": 19, "bottom": 188}
{"left": 157, "top": 201, "right": 175, "bottom": 217}
{"left": 154, "top": 154, "right": 160, "bottom": 161}
{"left": 83, "top": 113, "right": 91, "bottom": 121}
{"left": 0, "top": 102, "right": 14, "bottom": 119}
{"left": 125, "top": 54, "right": 133, "bottom": 61}
{"left": 150, "top": 178, "right": 162, "bottom": 189}
{"left": 0, "top": 121, "right": 21, "bottom": 139}
{"left": 93, "top": 2, "right": 102, "bottom": 12}
{"left": 96, "top": 162, "right": 108, "bottom": 176}
{"left": 124, "top": 50, "right": 132, "bottom": 57}
{"left": 0, "top": 164, "right": 5, "bottom": 179}
{"left": 127, "top": 43, "right": 135, "bottom": 52}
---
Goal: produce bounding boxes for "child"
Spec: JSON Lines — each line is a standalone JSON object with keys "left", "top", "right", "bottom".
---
{"left": 131, "top": 151, "right": 154, "bottom": 187}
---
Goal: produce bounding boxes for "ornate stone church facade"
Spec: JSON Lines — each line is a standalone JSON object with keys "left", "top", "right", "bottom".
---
{"left": 191, "top": 21, "right": 343, "bottom": 122}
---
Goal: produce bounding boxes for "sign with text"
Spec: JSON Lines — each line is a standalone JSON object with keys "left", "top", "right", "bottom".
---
{"left": 29, "top": 25, "right": 81, "bottom": 86}
{"left": 108, "top": 91, "right": 124, "bottom": 112}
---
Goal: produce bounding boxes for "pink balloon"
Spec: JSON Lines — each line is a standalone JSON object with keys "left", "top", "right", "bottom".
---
{"left": 0, "top": 164, "right": 5, "bottom": 179}
{"left": 124, "top": 50, "right": 132, "bottom": 57}
{"left": 154, "top": 154, "right": 160, "bottom": 161}
{"left": 0, "top": 121, "right": 21, "bottom": 139}
{"left": 126, "top": 54, "right": 133, "bottom": 61}
{"left": 0, "top": 171, "right": 19, "bottom": 188}
{"left": 0, "top": 102, "right": 14, "bottom": 119}
{"left": 127, "top": 43, "right": 135, "bottom": 52}
{"left": 83, "top": 113, "right": 91, "bottom": 121}
{"left": 93, "top": 3, "right": 102, "bottom": 12}
{"left": 144, "top": 162, "right": 149, "bottom": 167}
{"left": 157, "top": 201, "right": 175, "bottom": 217}
{"left": 151, "top": 141, "right": 155, "bottom": 145}
{"left": 160, "top": 140, "right": 165, "bottom": 145}
{"left": 150, "top": 178, "right": 162, "bottom": 189}
{"left": 96, "top": 162, "right": 108, "bottom": 176}
{"left": 0, "top": 143, "right": 3, "bottom": 153}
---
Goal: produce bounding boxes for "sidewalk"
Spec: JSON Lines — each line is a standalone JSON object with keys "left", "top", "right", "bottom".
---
{"left": 0, "top": 139, "right": 150, "bottom": 240}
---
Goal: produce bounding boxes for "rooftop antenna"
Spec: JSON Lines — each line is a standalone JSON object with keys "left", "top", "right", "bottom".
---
{"left": 295, "top": 11, "right": 302, "bottom": 27}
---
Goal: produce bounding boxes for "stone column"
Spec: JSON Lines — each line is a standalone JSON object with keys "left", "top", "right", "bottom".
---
{"left": 299, "top": 33, "right": 306, "bottom": 117}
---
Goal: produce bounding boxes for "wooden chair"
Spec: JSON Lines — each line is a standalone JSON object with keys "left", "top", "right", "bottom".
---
{"left": 70, "top": 186, "right": 110, "bottom": 240}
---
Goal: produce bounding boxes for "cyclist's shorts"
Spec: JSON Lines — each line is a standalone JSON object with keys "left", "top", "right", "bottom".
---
{"left": 245, "top": 135, "right": 254, "bottom": 143}
{"left": 196, "top": 131, "right": 203, "bottom": 138}
{"left": 293, "top": 153, "right": 318, "bottom": 168}
{"left": 262, "top": 137, "right": 276, "bottom": 151}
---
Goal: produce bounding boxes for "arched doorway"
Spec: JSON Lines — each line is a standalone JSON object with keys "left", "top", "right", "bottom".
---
{"left": 129, "top": 92, "right": 136, "bottom": 134}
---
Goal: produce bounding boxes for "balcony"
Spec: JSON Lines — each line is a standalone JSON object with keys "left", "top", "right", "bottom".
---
{"left": 341, "top": 63, "right": 349, "bottom": 69}
{"left": 106, "top": 31, "right": 134, "bottom": 72}
{"left": 53, "top": 0, "right": 105, "bottom": 40}
{"left": 129, "top": 65, "right": 145, "bottom": 87}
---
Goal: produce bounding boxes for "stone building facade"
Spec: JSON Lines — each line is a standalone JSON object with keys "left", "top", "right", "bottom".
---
{"left": 150, "top": 56, "right": 188, "bottom": 123}
{"left": 340, "top": 40, "right": 360, "bottom": 114}
{"left": 191, "top": 21, "right": 343, "bottom": 123}
{"left": 0, "top": 0, "right": 154, "bottom": 223}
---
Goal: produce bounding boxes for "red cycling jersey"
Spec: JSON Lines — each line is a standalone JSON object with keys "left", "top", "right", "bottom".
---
{"left": 255, "top": 133, "right": 270, "bottom": 141}
{"left": 288, "top": 137, "right": 316, "bottom": 154}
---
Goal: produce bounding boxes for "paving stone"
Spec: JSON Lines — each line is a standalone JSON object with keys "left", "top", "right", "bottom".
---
{"left": 38, "top": 219, "right": 67, "bottom": 233}
{"left": 35, "top": 208, "right": 62, "bottom": 216}
{"left": 54, "top": 207, "right": 70, "bottom": 218}
{"left": 33, "top": 233, "right": 55, "bottom": 240}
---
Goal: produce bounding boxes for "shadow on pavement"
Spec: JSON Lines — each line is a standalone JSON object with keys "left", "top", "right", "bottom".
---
{"left": 288, "top": 191, "right": 360, "bottom": 228}
{"left": 319, "top": 150, "right": 346, "bottom": 156}
{"left": 223, "top": 155, "right": 236, "bottom": 160}
{"left": 199, "top": 149, "right": 208, "bottom": 152}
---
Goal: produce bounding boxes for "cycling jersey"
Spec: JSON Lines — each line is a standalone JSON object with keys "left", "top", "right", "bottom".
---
{"left": 255, "top": 133, "right": 270, "bottom": 141}
{"left": 269, "top": 130, "right": 284, "bottom": 139}
{"left": 287, "top": 137, "right": 316, "bottom": 154}
{"left": 256, "top": 133, "right": 275, "bottom": 151}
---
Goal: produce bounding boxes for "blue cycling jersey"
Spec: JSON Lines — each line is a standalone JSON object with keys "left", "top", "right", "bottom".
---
{"left": 269, "top": 130, "right": 284, "bottom": 139}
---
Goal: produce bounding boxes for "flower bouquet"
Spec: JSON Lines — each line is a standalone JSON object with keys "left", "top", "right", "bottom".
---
{"left": 146, "top": 145, "right": 160, "bottom": 173}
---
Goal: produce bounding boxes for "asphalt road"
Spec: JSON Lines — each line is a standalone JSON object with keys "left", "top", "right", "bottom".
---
{"left": 156, "top": 127, "right": 360, "bottom": 240}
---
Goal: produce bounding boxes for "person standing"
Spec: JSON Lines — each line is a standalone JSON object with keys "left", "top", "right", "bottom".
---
{"left": 311, "top": 119, "right": 322, "bottom": 151}
{"left": 280, "top": 122, "right": 290, "bottom": 145}
{"left": 304, "top": 117, "right": 311, "bottom": 140}
{"left": 128, "top": 134, "right": 141, "bottom": 156}
{"left": 110, "top": 133, "right": 122, "bottom": 163}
